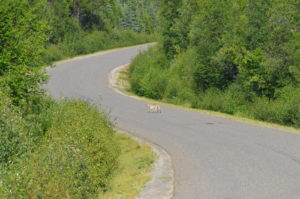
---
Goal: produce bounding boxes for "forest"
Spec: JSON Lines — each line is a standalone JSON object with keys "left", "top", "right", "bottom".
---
{"left": 129, "top": 0, "right": 300, "bottom": 127}
{"left": 0, "top": 0, "right": 158, "bottom": 198}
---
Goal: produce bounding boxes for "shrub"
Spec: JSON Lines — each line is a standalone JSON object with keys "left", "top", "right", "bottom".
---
{"left": 129, "top": 45, "right": 168, "bottom": 98}
{"left": 43, "top": 44, "right": 65, "bottom": 64}
{"left": 0, "top": 100, "right": 120, "bottom": 198}
{"left": 251, "top": 86, "right": 300, "bottom": 127}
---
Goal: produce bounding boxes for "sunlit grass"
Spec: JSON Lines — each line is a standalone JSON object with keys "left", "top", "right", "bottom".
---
{"left": 98, "top": 133, "right": 157, "bottom": 199}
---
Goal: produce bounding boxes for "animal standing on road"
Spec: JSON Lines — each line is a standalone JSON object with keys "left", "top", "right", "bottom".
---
{"left": 147, "top": 103, "right": 161, "bottom": 113}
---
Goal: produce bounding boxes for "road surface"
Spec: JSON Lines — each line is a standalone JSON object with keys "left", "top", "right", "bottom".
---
{"left": 45, "top": 44, "right": 300, "bottom": 199}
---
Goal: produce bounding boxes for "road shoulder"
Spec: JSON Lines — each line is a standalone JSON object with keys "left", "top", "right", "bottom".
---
{"left": 109, "top": 66, "right": 174, "bottom": 199}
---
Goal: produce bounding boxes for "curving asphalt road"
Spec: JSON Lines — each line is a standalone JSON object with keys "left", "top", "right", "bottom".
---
{"left": 45, "top": 44, "right": 300, "bottom": 199}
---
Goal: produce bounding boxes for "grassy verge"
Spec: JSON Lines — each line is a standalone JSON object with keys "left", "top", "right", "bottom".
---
{"left": 98, "top": 133, "right": 156, "bottom": 199}
{"left": 117, "top": 65, "right": 131, "bottom": 92}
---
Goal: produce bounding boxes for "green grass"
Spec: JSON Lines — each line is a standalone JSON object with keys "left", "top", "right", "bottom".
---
{"left": 98, "top": 133, "right": 156, "bottom": 199}
{"left": 117, "top": 65, "right": 131, "bottom": 92}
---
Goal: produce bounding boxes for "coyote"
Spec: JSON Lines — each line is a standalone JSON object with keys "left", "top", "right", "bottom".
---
{"left": 147, "top": 103, "right": 161, "bottom": 113}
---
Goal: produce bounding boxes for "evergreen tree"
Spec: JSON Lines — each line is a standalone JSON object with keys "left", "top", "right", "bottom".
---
{"left": 160, "top": 0, "right": 182, "bottom": 59}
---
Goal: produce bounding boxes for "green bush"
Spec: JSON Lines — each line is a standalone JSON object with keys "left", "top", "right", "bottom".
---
{"left": 129, "top": 45, "right": 168, "bottom": 98}
{"left": 251, "top": 86, "right": 300, "bottom": 127}
{"left": 0, "top": 99, "right": 120, "bottom": 199}
{"left": 43, "top": 44, "right": 65, "bottom": 64}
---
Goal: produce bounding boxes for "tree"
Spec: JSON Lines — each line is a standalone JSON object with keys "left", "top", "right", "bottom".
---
{"left": 0, "top": 0, "right": 49, "bottom": 105}
{"left": 160, "top": 0, "right": 182, "bottom": 59}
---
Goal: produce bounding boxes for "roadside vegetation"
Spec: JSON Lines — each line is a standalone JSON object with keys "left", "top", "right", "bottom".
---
{"left": 0, "top": 0, "right": 158, "bottom": 198}
{"left": 129, "top": 0, "right": 300, "bottom": 128}
{"left": 1, "top": 99, "right": 120, "bottom": 198}
{"left": 98, "top": 134, "right": 156, "bottom": 199}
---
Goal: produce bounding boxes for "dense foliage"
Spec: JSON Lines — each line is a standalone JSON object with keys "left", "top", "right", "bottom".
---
{"left": 129, "top": 0, "right": 300, "bottom": 127}
{"left": 0, "top": 99, "right": 120, "bottom": 198}
{"left": 0, "top": 0, "right": 158, "bottom": 198}
{"left": 0, "top": 0, "right": 49, "bottom": 106}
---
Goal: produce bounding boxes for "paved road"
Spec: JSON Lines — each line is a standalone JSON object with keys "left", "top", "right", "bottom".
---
{"left": 45, "top": 44, "right": 300, "bottom": 199}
